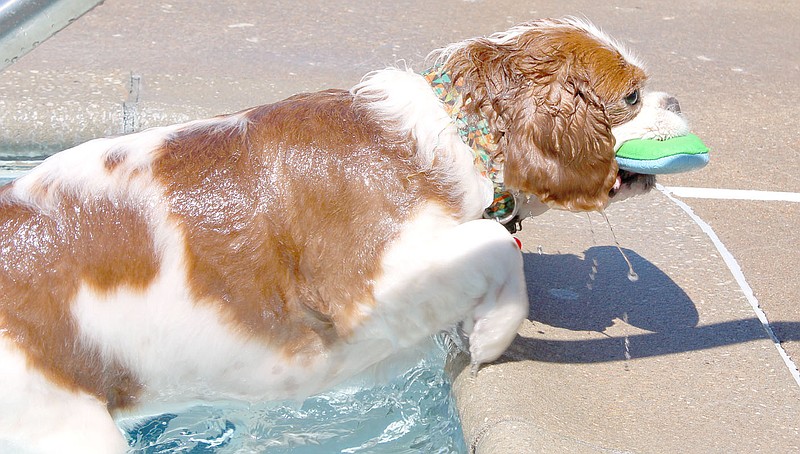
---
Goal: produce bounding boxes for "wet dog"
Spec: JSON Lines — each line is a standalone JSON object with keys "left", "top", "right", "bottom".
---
{"left": 0, "top": 18, "right": 687, "bottom": 452}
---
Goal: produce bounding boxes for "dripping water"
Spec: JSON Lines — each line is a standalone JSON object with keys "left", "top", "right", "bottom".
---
{"left": 599, "top": 211, "right": 639, "bottom": 282}
{"left": 584, "top": 214, "right": 597, "bottom": 290}
{"left": 622, "top": 311, "right": 632, "bottom": 369}
{"left": 585, "top": 212, "right": 637, "bottom": 367}
{"left": 587, "top": 258, "right": 598, "bottom": 290}
{"left": 584, "top": 212, "right": 638, "bottom": 286}
{"left": 622, "top": 312, "right": 632, "bottom": 361}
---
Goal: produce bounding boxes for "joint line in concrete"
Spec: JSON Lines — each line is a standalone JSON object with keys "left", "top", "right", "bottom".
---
{"left": 659, "top": 184, "right": 800, "bottom": 388}
{"left": 664, "top": 186, "right": 800, "bottom": 203}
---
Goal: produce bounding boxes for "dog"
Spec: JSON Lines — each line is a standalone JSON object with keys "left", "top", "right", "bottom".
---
{"left": 0, "top": 18, "right": 688, "bottom": 452}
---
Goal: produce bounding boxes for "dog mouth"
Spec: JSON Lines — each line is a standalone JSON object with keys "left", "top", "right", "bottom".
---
{"left": 609, "top": 170, "right": 656, "bottom": 198}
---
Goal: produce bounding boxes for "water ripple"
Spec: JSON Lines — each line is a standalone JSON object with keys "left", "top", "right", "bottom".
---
{"left": 126, "top": 336, "right": 466, "bottom": 453}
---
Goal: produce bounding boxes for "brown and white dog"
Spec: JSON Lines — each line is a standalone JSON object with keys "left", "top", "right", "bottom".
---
{"left": 0, "top": 18, "right": 688, "bottom": 452}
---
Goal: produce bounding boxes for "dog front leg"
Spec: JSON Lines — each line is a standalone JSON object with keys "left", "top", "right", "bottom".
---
{"left": 369, "top": 218, "right": 529, "bottom": 372}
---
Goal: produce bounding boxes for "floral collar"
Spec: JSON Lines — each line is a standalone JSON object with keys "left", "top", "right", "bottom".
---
{"left": 421, "top": 66, "right": 521, "bottom": 232}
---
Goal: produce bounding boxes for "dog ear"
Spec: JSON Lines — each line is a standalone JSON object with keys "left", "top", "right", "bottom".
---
{"left": 501, "top": 78, "right": 618, "bottom": 211}
{"left": 443, "top": 25, "right": 625, "bottom": 212}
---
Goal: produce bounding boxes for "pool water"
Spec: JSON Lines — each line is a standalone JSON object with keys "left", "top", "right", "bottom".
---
{"left": 124, "top": 337, "right": 466, "bottom": 453}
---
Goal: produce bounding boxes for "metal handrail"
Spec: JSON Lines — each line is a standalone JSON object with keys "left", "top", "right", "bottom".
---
{"left": 0, "top": 0, "right": 104, "bottom": 71}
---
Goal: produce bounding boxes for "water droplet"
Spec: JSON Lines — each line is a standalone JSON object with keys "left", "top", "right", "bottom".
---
{"left": 587, "top": 258, "right": 598, "bottom": 290}
{"left": 622, "top": 312, "right": 632, "bottom": 362}
{"left": 601, "top": 211, "right": 638, "bottom": 284}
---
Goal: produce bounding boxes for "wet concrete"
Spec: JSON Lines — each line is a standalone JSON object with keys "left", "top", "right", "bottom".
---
{"left": 1, "top": 0, "right": 798, "bottom": 451}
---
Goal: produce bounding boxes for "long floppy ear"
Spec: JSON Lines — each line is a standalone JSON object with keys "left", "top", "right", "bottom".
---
{"left": 501, "top": 78, "right": 618, "bottom": 211}
{"left": 443, "top": 22, "right": 625, "bottom": 211}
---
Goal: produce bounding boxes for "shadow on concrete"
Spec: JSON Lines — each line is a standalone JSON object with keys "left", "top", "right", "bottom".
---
{"left": 525, "top": 246, "right": 699, "bottom": 333}
{"left": 499, "top": 247, "right": 800, "bottom": 364}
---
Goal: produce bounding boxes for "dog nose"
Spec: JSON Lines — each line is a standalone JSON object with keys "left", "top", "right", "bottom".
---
{"left": 663, "top": 96, "right": 681, "bottom": 114}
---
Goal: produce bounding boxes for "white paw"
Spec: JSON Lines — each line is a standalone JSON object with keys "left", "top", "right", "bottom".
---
{"left": 465, "top": 234, "right": 528, "bottom": 372}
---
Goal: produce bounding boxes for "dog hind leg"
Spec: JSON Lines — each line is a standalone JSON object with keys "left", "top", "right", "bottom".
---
{"left": 0, "top": 337, "right": 128, "bottom": 454}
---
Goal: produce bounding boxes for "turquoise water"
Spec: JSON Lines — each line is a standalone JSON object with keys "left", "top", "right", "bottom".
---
{"left": 125, "top": 338, "right": 466, "bottom": 453}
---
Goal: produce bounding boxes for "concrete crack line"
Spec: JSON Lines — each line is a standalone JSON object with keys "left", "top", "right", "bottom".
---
{"left": 659, "top": 184, "right": 800, "bottom": 388}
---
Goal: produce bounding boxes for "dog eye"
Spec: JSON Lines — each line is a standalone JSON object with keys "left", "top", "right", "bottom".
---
{"left": 624, "top": 89, "right": 640, "bottom": 106}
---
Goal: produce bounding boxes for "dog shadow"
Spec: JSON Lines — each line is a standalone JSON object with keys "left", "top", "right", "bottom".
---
{"left": 495, "top": 246, "right": 799, "bottom": 364}
{"left": 525, "top": 246, "right": 698, "bottom": 334}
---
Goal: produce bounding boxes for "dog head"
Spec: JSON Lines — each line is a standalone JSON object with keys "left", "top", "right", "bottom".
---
{"left": 438, "top": 18, "right": 687, "bottom": 212}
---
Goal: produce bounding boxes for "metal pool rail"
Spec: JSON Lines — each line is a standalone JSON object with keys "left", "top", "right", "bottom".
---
{"left": 0, "top": 0, "right": 104, "bottom": 71}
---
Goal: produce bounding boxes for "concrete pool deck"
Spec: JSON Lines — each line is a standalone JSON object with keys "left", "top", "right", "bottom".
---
{"left": 452, "top": 192, "right": 800, "bottom": 452}
{"left": 2, "top": 0, "right": 799, "bottom": 452}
